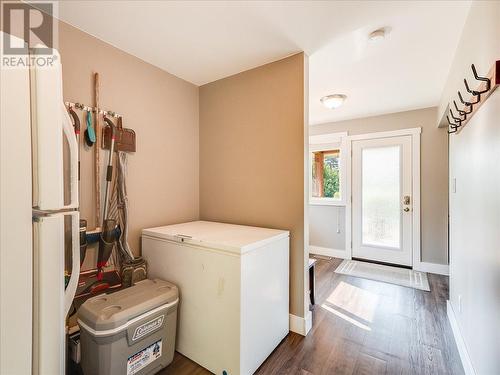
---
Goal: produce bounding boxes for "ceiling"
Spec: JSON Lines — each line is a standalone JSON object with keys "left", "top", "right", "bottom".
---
{"left": 57, "top": 1, "right": 471, "bottom": 124}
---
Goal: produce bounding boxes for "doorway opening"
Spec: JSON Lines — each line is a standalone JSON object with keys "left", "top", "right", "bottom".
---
{"left": 308, "top": 128, "right": 421, "bottom": 268}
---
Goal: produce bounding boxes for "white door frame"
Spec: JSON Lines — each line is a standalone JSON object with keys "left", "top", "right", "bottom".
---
{"left": 345, "top": 127, "right": 421, "bottom": 267}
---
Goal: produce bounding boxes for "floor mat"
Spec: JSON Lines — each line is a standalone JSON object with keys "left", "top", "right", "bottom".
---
{"left": 334, "top": 259, "right": 430, "bottom": 291}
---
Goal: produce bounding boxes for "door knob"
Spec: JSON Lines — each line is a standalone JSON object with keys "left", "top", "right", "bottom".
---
{"left": 404, "top": 207, "right": 410, "bottom": 212}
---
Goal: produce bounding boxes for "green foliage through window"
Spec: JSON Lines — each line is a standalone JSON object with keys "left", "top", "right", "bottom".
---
{"left": 323, "top": 159, "right": 340, "bottom": 198}
{"left": 312, "top": 150, "right": 341, "bottom": 199}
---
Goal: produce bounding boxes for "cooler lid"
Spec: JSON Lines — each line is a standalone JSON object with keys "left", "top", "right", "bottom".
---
{"left": 141, "top": 221, "right": 289, "bottom": 254}
{"left": 77, "top": 279, "right": 178, "bottom": 332}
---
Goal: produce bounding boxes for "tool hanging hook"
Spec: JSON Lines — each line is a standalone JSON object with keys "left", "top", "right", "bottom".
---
{"left": 449, "top": 108, "right": 463, "bottom": 127}
{"left": 446, "top": 114, "right": 459, "bottom": 134}
{"left": 446, "top": 114, "right": 460, "bottom": 128}
{"left": 446, "top": 114, "right": 460, "bottom": 132}
{"left": 458, "top": 90, "right": 479, "bottom": 106}
{"left": 464, "top": 79, "right": 480, "bottom": 97}
{"left": 471, "top": 64, "right": 491, "bottom": 94}
{"left": 453, "top": 100, "right": 471, "bottom": 118}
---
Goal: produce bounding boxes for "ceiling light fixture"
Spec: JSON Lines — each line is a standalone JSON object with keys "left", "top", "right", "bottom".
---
{"left": 320, "top": 94, "right": 347, "bottom": 109}
{"left": 368, "top": 27, "right": 387, "bottom": 42}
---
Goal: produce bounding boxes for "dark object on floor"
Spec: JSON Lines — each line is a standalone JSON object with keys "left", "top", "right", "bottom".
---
{"left": 309, "top": 258, "right": 317, "bottom": 306}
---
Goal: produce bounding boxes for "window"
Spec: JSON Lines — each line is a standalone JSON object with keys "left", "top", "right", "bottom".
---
{"left": 312, "top": 149, "right": 340, "bottom": 199}
{"left": 309, "top": 132, "right": 347, "bottom": 206}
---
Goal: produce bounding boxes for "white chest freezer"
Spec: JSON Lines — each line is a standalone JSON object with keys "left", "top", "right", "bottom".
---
{"left": 142, "top": 221, "right": 290, "bottom": 375}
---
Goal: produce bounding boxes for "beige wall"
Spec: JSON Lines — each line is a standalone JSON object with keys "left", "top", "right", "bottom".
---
{"left": 310, "top": 106, "right": 449, "bottom": 265}
{"left": 58, "top": 21, "right": 199, "bottom": 264}
{"left": 199, "top": 53, "right": 307, "bottom": 318}
{"left": 443, "top": 2, "right": 500, "bottom": 373}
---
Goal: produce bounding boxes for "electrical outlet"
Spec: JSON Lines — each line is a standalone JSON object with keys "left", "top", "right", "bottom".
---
{"left": 458, "top": 295, "right": 463, "bottom": 313}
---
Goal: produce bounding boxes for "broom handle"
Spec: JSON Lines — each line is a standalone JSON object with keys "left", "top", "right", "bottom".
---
{"left": 94, "top": 73, "right": 101, "bottom": 228}
{"left": 102, "top": 118, "right": 115, "bottom": 221}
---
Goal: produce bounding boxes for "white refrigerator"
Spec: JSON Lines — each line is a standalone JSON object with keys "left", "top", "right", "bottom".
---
{"left": 0, "top": 33, "right": 80, "bottom": 375}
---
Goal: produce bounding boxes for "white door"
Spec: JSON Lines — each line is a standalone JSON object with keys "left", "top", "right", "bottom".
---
{"left": 352, "top": 136, "right": 413, "bottom": 266}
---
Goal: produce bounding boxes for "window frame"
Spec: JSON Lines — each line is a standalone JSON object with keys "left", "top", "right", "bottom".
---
{"left": 309, "top": 132, "right": 347, "bottom": 206}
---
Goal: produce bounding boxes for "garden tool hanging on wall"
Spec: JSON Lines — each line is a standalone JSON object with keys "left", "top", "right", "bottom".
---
{"left": 105, "top": 116, "right": 145, "bottom": 286}
{"left": 102, "top": 116, "right": 136, "bottom": 152}
{"left": 84, "top": 108, "right": 96, "bottom": 147}
{"left": 97, "top": 116, "right": 118, "bottom": 280}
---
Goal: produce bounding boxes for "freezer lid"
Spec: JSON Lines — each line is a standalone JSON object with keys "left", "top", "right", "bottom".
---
{"left": 141, "top": 221, "right": 289, "bottom": 254}
{"left": 77, "top": 279, "right": 178, "bottom": 332}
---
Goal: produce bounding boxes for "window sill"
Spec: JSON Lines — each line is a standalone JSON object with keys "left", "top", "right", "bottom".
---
{"left": 309, "top": 199, "right": 346, "bottom": 207}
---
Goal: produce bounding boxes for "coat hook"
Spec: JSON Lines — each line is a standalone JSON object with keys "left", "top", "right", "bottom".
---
{"left": 458, "top": 90, "right": 479, "bottom": 106}
{"left": 446, "top": 115, "right": 461, "bottom": 128}
{"left": 471, "top": 64, "right": 490, "bottom": 94}
{"left": 464, "top": 79, "right": 482, "bottom": 97}
{"left": 464, "top": 77, "right": 487, "bottom": 102}
{"left": 464, "top": 79, "right": 479, "bottom": 96}
{"left": 446, "top": 115, "right": 458, "bottom": 134}
{"left": 453, "top": 100, "right": 471, "bottom": 117}
{"left": 453, "top": 101, "right": 466, "bottom": 120}
{"left": 449, "top": 108, "right": 463, "bottom": 127}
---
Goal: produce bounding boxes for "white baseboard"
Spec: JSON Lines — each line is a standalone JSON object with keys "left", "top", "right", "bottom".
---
{"left": 447, "top": 301, "right": 476, "bottom": 375}
{"left": 289, "top": 311, "right": 312, "bottom": 336}
{"left": 413, "top": 261, "right": 449, "bottom": 275}
{"left": 310, "top": 245, "right": 350, "bottom": 260}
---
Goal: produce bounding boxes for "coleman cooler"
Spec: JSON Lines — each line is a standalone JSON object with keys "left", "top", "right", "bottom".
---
{"left": 77, "top": 279, "right": 179, "bottom": 375}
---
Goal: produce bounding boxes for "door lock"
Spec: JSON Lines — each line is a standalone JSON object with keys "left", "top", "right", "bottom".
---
{"left": 403, "top": 195, "right": 411, "bottom": 213}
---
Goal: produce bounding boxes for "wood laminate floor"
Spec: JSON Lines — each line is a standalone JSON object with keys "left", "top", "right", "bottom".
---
{"left": 159, "top": 257, "right": 464, "bottom": 375}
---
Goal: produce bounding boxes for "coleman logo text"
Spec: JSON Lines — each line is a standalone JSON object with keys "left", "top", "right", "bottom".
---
{"left": 132, "top": 315, "right": 164, "bottom": 341}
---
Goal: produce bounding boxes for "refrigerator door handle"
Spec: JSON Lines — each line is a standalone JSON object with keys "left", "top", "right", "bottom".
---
{"left": 61, "top": 103, "right": 79, "bottom": 210}
{"left": 64, "top": 211, "right": 80, "bottom": 316}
